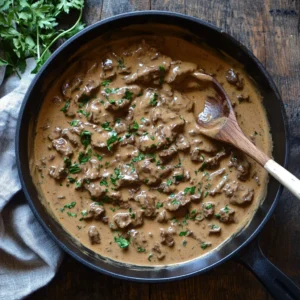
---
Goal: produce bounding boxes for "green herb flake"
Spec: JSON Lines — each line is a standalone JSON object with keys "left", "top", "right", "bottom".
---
{"left": 149, "top": 93, "right": 158, "bottom": 106}
{"left": 101, "top": 79, "right": 111, "bottom": 86}
{"left": 100, "top": 180, "right": 108, "bottom": 187}
{"left": 184, "top": 186, "right": 196, "bottom": 195}
{"left": 80, "top": 130, "right": 92, "bottom": 148}
{"left": 67, "top": 212, "right": 77, "bottom": 217}
{"left": 201, "top": 242, "right": 209, "bottom": 250}
{"left": 171, "top": 199, "right": 180, "bottom": 205}
{"left": 63, "top": 202, "right": 76, "bottom": 209}
{"left": 114, "top": 236, "right": 130, "bottom": 249}
{"left": 60, "top": 101, "right": 70, "bottom": 113}
{"left": 224, "top": 205, "right": 230, "bottom": 213}
{"left": 179, "top": 231, "right": 188, "bottom": 237}
{"left": 132, "top": 152, "right": 145, "bottom": 163}
{"left": 81, "top": 210, "right": 88, "bottom": 217}
{"left": 137, "top": 247, "right": 146, "bottom": 253}
{"left": 166, "top": 179, "right": 173, "bottom": 186}
{"left": 159, "top": 65, "right": 166, "bottom": 85}
{"left": 77, "top": 109, "right": 90, "bottom": 117}
{"left": 78, "top": 148, "right": 92, "bottom": 164}
{"left": 124, "top": 89, "right": 133, "bottom": 100}
{"left": 205, "top": 203, "right": 213, "bottom": 210}
{"left": 182, "top": 240, "right": 187, "bottom": 247}
{"left": 148, "top": 253, "right": 153, "bottom": 261}
{"left": 107, "top": 131, "right": 118, "bottom": 151}
{"left": 67, "top": 176, "right": 76, "bottom": 183}
{"left": 156, "top": 202, "right": 163, "bottom": 209}
{"left": 69, "top": 164, "right": 81, "bottom": 174}
{"left": 69, "top": 120, "right": 80, "bottom": 127}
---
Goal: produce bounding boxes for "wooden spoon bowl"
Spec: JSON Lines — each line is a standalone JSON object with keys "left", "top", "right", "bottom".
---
{"left": 193, "top": 72, "right": 300, "bottom": 200}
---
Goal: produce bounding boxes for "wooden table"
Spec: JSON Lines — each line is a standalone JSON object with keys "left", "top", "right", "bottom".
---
{"left": 29, "top": 1, "right": 300, "bottom": 299}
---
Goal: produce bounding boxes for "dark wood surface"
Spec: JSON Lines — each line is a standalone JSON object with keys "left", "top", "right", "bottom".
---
{"left": 29, "top": 0, "right": 300, "bottom": 299}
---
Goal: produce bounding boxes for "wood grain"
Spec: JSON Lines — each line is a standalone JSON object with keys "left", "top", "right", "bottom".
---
{"left": 29, "top": 0, "right": 300, "bottom": 299}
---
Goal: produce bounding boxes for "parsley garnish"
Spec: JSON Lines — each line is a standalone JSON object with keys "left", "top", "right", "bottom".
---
{"left": 124, "top": 89, "right": 133, "bottom": 100}
{"left": 171, "top": 199, "right": 180, "bottom": 205}
{"left": 107, "top": 131, "right": 118, "bottom": 151}
{"left": 69, "top": 163, "right": 81, "bottom": 174}
{"left": 80, "top": 130, "right": 91, "bottom": 148}
{"left": 60, "top": 101, "right": 70, "bottom": 113}
{"left": 101, "top": 80, "right": 111, "bottom": 86}
{"left": 78, "top": 148, "right": 92, "bottom": 164}
{"left": 0, "top": 1, "right": 84, "bottom": 77}
{"left": 132, "top": 152, "right": 145, "bottom": 162}
{"left": 156, "top": 202, "right": 163, "bottom": 209}
{"left": 100, "top": 180, "right": 108, "bottom": 187}
{"left": 69, "top": 120, "right": 80, "bottom": 127}
{"left": 114, "top": 236, "right": 130, "bottom": 249}
{"left": 137, "top": 247, "right": 146, "bottom": 253}
{"left": 179, "top": 231, "right": 188, "bottom": 236}
{"left": 149, "top": 93, "right": 158, "bottom": 106}
{"left": 184, "top": 186, "right": 196, "bottom": 195}
{"left": 101, "top": 122, "right": 112, "bottom": 131}
{"left": 77, "top": 109, "right": 90, "bottom": 117}
{"left": 67, "top": 212, "right": 77, "bottom": 217}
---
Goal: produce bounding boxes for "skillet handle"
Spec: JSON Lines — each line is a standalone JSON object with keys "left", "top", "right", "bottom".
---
{"left": 237, "top": 239, "right": 300, "bottom": 300}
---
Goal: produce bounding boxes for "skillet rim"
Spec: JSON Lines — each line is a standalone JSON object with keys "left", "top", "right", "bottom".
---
{"left": 16, "top": 10, "right": 289, "bottom": 282}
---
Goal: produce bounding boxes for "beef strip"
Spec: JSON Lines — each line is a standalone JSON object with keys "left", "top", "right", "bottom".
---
{"left": 225, "top": 69, "right": 244, "bottom": 90}
{"left": 134, "top": 191, "right": 156, "bottom": 217}
{"left": 52, "top": 138, "right": 73, "bottom": 156}
{"left": 88, "top": 226, "right": 101, "bottom": 244}
{"left": 160, "top": 226, "right": 176, "bottom": 247}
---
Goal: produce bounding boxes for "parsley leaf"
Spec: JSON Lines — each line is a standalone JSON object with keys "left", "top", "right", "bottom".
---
{"left": 149, "top": 93, "right": 158, "bottom": 106}
{"left": 184, "top": 186, "right": 196, "bottom": 195}
{"left": 80, "top": 130, "right": 91, "bottom": 148}
{"left": 114, "top": 236, "right": 130, "bottom": 249}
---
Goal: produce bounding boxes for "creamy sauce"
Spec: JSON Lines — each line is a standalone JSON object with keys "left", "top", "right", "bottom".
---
{"left": 32, "top": 34, "right": 272, "bottom": 266}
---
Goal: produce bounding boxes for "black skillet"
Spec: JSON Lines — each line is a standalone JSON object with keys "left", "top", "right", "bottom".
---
{"left": 15, "top": 11, "right": 300, "bottom": 299}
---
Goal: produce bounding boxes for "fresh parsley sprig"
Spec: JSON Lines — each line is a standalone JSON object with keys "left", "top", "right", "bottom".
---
{"left": 0, "top": 0, "right": 85, "bottom": 78}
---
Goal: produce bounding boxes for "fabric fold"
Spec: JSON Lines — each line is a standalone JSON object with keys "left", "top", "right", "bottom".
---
{"left": 0, "top": 59, "right": 64, "bottom": 300}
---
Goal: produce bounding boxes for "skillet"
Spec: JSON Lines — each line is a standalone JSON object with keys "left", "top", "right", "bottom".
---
{"left": 15, "top": 11, "right": 300, "bottom": 299}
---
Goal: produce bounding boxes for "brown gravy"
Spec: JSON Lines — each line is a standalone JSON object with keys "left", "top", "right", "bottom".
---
{"left": 32, "top": 33, "right": 272, "bottom": 266}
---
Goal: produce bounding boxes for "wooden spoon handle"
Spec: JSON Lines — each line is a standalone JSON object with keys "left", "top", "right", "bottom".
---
{"left": 264, "top": 160, "right": 300, "bottom": 200}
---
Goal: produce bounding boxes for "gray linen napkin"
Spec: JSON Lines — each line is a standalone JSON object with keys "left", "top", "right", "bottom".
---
{"left": 0, "top": 59, "right": 64, "bottom": 300}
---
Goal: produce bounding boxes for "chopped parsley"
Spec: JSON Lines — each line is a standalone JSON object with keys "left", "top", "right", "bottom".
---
{"left": 60, "top": 101, "right": 70, "bottom": 113}
{"left": 137, "top": 247, "right": 146, "bottom": 253}
{"left": 105, "top": 87, "right": 119, "bottom": 94}
{"left": 101, "top": 79, "right": 111, "bottom": 86}
{"left": 107, "top": 131, "right": 118, "bottom": 151}
{"left": 67, "top": 212, "right": 77, "bottom": 217}
{"left": 64, "top": 202, "right": 76, "bottom": 209}
{"left": 81, "top": 210, "right": 88, "bottom": 217}
{"left": 78, "top": 94, "right": 91, "bottom": 107}
{"left": 69, "top": 164, "right": 81, "bottom": 174}
{"left": 174, "top": 159, "right": 182, "bottom": 168}
{"left": 67, "top": 176, "right": 76, "bottom": 183}
{"left": 166, "top": 179, "right": 173, "bottom": 186}
{"left": 101, "top": 121, "right": 113, "bottom": 131}
{"left": 184, "top": 186, "right": 196, "bottom": 195}
{"left": 204, "top": 191, "right": 209, "bottom": 198}
{"left": 80, "top": 130, "right": 92, "bottom": 148}
{"left": 100, "top": 180, "right": 108, "bottom": 187}
{"left": 110, "top": 168, "right": 123, "bottom": 186}
{"left": 224, "top": 205, "right": 230, "bottom": 213}
{"left": 78, "top": 148, "right": 92, "bottom": 164}
{"left": 156, "top": 202, "right": 163, "bottom": 209}
{"left": 124, "top": 89, "right": 133, "bottom": 100}
{"left": 171, "top": 199, "right": 180, "bottom": 205}
{"left": 77, "top": 109, "right": 90, "bottom": 117}
{"left": 179, "top": 231, "right": 188, "bottom": 237}
{"left": 129, "top": 120, "right": 139, "bottom": 132}
{"left": 117, "top": 57, "right": 125, "bottom": 69}
{"left": 173, "top": 174, "right": 184, "bottom": 182}
{"left": 149, "top": 93, "right": 158, "bottom": 106}
{"left": 159, "top": 65, "right": 166, "bottom": 85}
{"left": 205, "top": 203, "right": 213, "bottom": 210}
{"left": 114, "top": 236, "right": 130, "bottom": 249}
{"left": 69, "top": 120, "right": 80, "bottom": 127}
{"left": 95, "top": 153, "right": 103, "bottom": 161}
{"left": 182, "top": 240, "right": 187, "bottom": 247}
{"left": 148, "top": 253, "right": 153, "bottom": 261}
{"left": 132, "top": 152, "right": 145, "bottom": 162}
{"left": 201, "top": 242, "right": 209, "bottom": 250}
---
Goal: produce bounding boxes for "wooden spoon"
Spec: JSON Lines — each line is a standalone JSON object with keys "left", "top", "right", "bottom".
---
{"left": 193, "top": 71, "right": 300, "bottom": 200}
